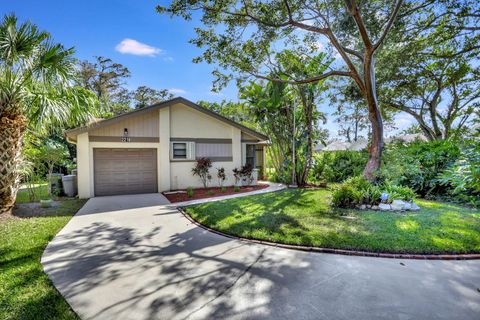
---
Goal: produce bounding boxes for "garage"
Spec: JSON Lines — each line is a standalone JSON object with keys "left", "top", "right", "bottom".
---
{"left": 93, "top": 148, "right": 157, "bottom": 196}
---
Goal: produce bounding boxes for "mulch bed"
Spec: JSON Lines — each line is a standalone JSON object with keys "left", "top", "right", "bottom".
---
{"left": 163, "top": 183, "right": 269, "bottom": 203}
{"left": 13, "top": 201, "right": 61, "bottom": 218}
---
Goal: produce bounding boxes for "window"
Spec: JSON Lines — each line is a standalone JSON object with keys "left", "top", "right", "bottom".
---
{"left": 196, "top": 143, "right": 232, "bottom": 161}
{"left": 170, "top": 141, "right": 195, "bottom": 160}
{"left": 172, "top": 143, "right": 187, "bottom": 159}
{"left": 246, "top": 144, "right": 256, "bottom": 166}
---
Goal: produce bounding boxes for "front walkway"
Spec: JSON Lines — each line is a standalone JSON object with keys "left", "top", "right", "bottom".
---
{"left": 171, "top": 181, "right": 285, "bottom": 207}
{"left": 42, "top": 193, "right": 480, "bottom": 319}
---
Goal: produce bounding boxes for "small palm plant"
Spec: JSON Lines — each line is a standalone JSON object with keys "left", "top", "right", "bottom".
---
{"left": 0, "top": 14, "right": 97, "bottom": 214}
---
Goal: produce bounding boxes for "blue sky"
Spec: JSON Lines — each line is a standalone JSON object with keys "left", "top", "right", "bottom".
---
{"left": 2, "top": 0, "right": 415, "bottom": 138}
{"left": 2, "top": 0, "right": 237, "bottom": 101}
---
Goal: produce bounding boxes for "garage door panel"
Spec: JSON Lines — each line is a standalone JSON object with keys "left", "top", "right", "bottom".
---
{"left": 94, "top": 148, "right": 157, "bottom": 196}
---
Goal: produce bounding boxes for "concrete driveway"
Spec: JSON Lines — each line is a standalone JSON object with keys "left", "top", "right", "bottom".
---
{"left": 42, "top": 194, "right": 480, "bottom": 320}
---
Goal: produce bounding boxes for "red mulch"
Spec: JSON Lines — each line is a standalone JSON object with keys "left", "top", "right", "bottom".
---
{"left": 163, "top": 183, "right": 269, "bottom": 203}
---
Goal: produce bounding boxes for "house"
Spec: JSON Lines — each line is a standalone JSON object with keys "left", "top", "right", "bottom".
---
{"left": 65, "top": 97, "right": 268, "bottom": 198}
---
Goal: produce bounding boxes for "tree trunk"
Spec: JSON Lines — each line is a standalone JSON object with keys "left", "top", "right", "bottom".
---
{"left": 363, "top": 54, "right": 384, "bottom": 181}
{"left": 0, "top": 113, "right": 27, "bottom": 215}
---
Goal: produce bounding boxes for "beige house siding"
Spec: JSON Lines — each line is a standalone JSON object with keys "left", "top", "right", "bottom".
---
{"left": 170, "top": 103, "right": 232, "bottom": 138}
{"left": 89, "top": 110, "right": 159, "bottom": 137}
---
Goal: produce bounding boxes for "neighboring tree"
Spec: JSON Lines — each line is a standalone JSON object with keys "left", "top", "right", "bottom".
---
{"left": 380, "top": 57, "right": 479, "bottom": 141}
{"left": 77, "top": 56, "right": 131, "bottom": 101}
{"left": 77, "top": 56, "right": 131, "bottom": 116}
{"left": 0, "top": 14, "right": 97, "bottom": 214}
{"left": 331, "top": 82, "right": 369, "bottom": 142}
{"left": 36, "top": 141, "right": 69, "bottom": 196}
{"left": 376, "top": 0, "right": 480, "bottom": 140}
{"left": 197, "top": 100, "right": 256, "bottom": 128}
{"left": 158, "top": 0, "right": 406, "bottom": 180}
{"left": 132, "top": 86, "right": 173, "bottom": 109}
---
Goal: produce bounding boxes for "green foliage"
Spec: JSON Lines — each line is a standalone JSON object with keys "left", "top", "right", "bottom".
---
{"left": 331, "top": 176, "right": 416, "bottom": 208}
{"left": 187, "top": 187, "right": 194, "bottom": 198}
{"left": 0, "top": 14, "right": 98, "bottom": 129}
{"left": 207, "top": 190, "right": 215, "bottom": 196}
{"left": 383, "top": 182, "right": 416, "bottom": 202}
{"left": 233, "top": 186, "right": 241, "bottom": 192}
{"left": 312, "top": 151, "right": 369, "bottom": 183}
{"left": 438, "top": 142, "right": 480, "bottom": 207}
{"left": 220, "top": 186, "right": 227, "bottom": 193}
{"left": 233, "top": 164, "right": 253, "bottom": 185}
{"left": 191, "top": 158, "right": 212, "bottom": 188}
{"left": 379, "top": 140, "right": 461, "bottom": 197}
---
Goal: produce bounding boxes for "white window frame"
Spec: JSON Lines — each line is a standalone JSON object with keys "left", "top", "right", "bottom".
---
{"left": 170, "top": 141, "right": 195, "bottom": 160}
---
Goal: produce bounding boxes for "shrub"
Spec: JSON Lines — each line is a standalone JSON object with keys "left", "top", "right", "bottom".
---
{"left": 207, "top": 190, "right": 215, "bottom": 196}
{"left": 187, "top": 187, "right": 194, "bottom": 198}
{"left": 438, "top": 142, "right": 480, "bottom": 207}
{"left": 220, "top": 186, "right": 227, "bottom": 193}
{"left": 233, "top": 164, "right": 254, "bottom": 185}
{"left": 233, "top": 185, "right": 241, "bottom": 192}
{"left": 331, "top": 176, "right": 416, "bottom": 208}
{"left": 192, "top": 158, "right": 212, "bottom": 188}
{"left": 312, "top": 150, "right": 369, "bottom": 183}
{"left": 379, "top": 140, "right": 460, "bottom": 197}
{"left": 383, "top": 182, "right": 416, "bottom": 202}
{"left": 331, "top": 176, "right": 369, "bottom": 208}
{"left": 216, "top": 167, "right": 226, "bottom": 187}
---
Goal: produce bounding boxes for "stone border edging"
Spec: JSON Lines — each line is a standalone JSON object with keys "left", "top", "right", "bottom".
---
{"left": 179, "top": 208, "right": 480, "bottom": 261}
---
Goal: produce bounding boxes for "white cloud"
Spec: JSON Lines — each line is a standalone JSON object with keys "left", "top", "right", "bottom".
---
{"left": 115, "top": 38, "right": 163, "bottom": 57}
{"left": 394, "top": 113, "right": 415, "bottom": 130}
{"left": 168, "top": 88, "right": 187, "bottom": 95}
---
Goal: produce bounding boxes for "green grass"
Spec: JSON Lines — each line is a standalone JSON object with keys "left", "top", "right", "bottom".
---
{"left": 185, "top": 189, "right": 480, "bottom": 254}
{"left": 0, "top": 199, "right": 86, "bottom": 320}
{"left": 15, "top": 183, "right": 49, "bottom": 204}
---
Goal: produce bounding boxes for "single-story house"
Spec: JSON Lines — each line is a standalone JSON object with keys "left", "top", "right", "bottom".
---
{"left": 66, "top": 97, "right": 268, "bottom": 198}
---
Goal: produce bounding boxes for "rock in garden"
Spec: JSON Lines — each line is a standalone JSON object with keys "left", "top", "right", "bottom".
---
{"left": 391, "top": 200, "right": 406, "bottom": 211}
{"left": 371, "top": 205, "right": 380, "bottom": 210}
{"left": 379, "top": 203, "right": 391, "bottom": 211}
{"left": 411, "top": 202, "right": 421, "bottom": 211}
{"left": 359, "top": 204, "right": 367, "bottom": 210}
{"left": 402, "top": 202, "right": 412, "bottom": 210}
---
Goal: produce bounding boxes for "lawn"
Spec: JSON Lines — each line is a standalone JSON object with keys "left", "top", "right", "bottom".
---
{"left": 15, "top": 183, "right": 49, "bottom": 204}
{"left": 0, "top": 199, "right": 85, "bottom": 320}
{"left": 185, "top": 189, "right": 480, "bottom": 254}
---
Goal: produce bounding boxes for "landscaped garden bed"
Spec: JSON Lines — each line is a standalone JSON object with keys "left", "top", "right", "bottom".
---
{"left": 164, "top": 183, "right": 269, "bottom": 203}
{"left": 184, "top": 188, "right": 480, "bottom": 254}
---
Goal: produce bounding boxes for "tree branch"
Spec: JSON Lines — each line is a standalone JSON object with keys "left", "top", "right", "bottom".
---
{"left": 249, "top": 70, "right": 352, "bottom": 85}
{"left": 373, "top": 0, "right": 404, "bottom": 51}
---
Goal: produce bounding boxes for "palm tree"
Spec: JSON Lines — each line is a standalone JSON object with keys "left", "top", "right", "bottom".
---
{"left": 0, "top": 14, "right": 97, "bottom": 214}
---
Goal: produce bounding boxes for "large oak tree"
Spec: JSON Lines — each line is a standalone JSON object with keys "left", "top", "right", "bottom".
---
{"left": 158, "top": 0, "right": 406, "bottom": 180}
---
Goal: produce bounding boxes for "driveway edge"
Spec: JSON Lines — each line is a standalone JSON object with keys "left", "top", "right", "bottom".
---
{"left": 179, "top": 208, "right": 480, "bottom": 261}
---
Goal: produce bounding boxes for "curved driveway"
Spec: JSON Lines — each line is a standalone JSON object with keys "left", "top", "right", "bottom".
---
{"left": 42, "top": 194, "right": 480, "bottom": 320}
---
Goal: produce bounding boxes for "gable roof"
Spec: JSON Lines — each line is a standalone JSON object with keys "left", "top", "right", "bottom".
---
{"left": 65, "top": 97, "right": 268, "bottom": 141}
